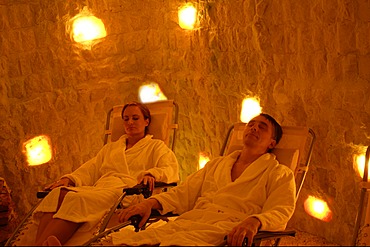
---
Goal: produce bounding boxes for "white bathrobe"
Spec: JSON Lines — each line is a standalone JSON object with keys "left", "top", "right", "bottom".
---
{"left": 111, "top": 151, "right": 296, "bottom": 246}
{"left": 33, "top": 134, "right": 179, "bottom": 232}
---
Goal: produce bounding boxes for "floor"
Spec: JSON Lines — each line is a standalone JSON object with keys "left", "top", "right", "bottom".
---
{"left": 278, "top": 229, "right": 340, "bottom": 246}
{"left": 0, "top": 224, "right": 341, "bottom": 246}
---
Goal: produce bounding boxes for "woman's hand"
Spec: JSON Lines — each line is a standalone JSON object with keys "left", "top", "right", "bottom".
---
{"left": 138, "top": 174, "right": 156, "bottom": 192}
{"left": 117, "top": 198, "right": 160, "bottom": 228}
{"left": 44, "top": 177, "right": 74, "bottom": 191}
{"left": 227, "top": 217, "right": 261, "bottom": 246}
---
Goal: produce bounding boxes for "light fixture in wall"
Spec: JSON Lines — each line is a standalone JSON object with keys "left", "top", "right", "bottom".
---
{"left": 178, "top": 3, "right": 198, "bottom": 30}
{"left": 198, "top": 152, "right": 210, "bottom": 170}
{"left": 23, "top": 135, "right": 52, "bottom": 166}
{"left": 138, "top": 82, "right": 168, "bottom": 103}
{"left": 354, "top": 150, "right": 370, "bottom": 180}
{"left": 240, "top": 97, "right": 262, "bottom": 123}
{"left": 67, "top": 7, "right": 107, "bottom": 49}
{"left": 304, "top": 195, "right": 333, "bottom": 222}
{"left": 352, "top": 146, "right": 370, "bottom": 245}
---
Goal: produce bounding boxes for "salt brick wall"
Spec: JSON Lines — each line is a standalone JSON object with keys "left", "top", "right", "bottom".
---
{"left": 0, "top": 0, "right": 369, "bottom": 245}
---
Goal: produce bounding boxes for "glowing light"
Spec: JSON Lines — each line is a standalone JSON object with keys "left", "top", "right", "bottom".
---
{"left": 139, "top": 82, "right": 168, "bottom": 103}
{"left": 198, "top": 152, "right": 210, "bottom": 170}
{"left": 240, "top": 97, "right": 262, "bottom": 123}
{"left": 178, "top": 4, "right": 197, "bottom": 30}
{"left": 355, "top": 153, "right": 370, "bottom": 180}
{"left": 66, "top": 7, "right": 107, "bottom": 49}
{"left": 304, "top": 196, "right": 332, "bottom": 222}
{"left": 23, "top": 135, "right": 52, "bottom": 166}
{"left": 72, "top": 15, "right": 106, "bottom": 43}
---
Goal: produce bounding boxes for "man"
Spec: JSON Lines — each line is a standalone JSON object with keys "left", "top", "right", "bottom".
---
{"left": 112, "top": 113, "right": 296, "bottom": 246}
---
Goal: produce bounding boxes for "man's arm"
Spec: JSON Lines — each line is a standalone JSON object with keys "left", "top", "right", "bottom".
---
{"left": 228, "top": 165, "right": 296, "bottom": 246}
{"left": 227, "top": 217, "right": 261, "bottom": 246}
{"left": 254, "top": 166, "right": 296, "bottom": 231}
{"left": 151, "top": 157, "right": 225, "bottom": 215}
{"left": 118, "top": 198, "right": 162, "bottom": 228}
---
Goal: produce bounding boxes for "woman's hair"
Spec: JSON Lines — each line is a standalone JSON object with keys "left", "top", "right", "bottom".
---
{"left": 260, "top": 113, "right": 283, "bottom": 152}
{"left": 121, "top": 101, "right": 151, "bottom": 134}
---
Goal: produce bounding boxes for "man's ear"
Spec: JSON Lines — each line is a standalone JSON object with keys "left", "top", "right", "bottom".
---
{"left": 268, "top": 139, "right": 277, "bottom": 150}
{"left": 145, "top": 118, "right": 149, "bottom": 127}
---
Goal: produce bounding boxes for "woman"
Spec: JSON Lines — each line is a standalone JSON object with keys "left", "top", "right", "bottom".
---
{"left": 33, "top": 101, "right": 179, "bottom": 246}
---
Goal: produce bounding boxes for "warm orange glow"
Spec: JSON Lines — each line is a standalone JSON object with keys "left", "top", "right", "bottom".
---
{"left": 355, "top": 153, "right": 370, "bottom": 180}
{"left": 66, "top": 7, "right": 106, "bottom": 49}
{"left": 139, "top": 82, "right": 168, "bottom": 103}
{"left": 198, "top": 152, "right": 210, "bottom": 170}
{"left": 72, "top": 15, "right": 106, "bottom": 43}
{"left": 304, "top": 196, "right": 332, "bottom": 222}
{"left": 23, "top": 135, "right": 52, "bottom": 166}
{"left": 240, "top": 97, "right": 262, "bottom": 123}
{"left": 178, "top": 3, "right": 197, "bottom": 30}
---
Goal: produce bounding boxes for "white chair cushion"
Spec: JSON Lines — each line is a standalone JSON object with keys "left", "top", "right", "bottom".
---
{"left": 147, "top": 112, "right": 168, "bottom": 141}
{"left": 272, "top": 148, "right": 299, "bottom": 172}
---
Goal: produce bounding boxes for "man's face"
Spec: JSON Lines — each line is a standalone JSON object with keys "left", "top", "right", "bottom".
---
{"left": 243, "top": 115, "right": 277, "bottom": 153}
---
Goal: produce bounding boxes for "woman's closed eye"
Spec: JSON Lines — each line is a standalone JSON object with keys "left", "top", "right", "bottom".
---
{"left": 123, "top": 115, "right": 140, "bottom": 121}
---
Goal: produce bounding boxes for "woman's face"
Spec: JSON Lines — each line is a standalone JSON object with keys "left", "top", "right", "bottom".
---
{"left": 122, "top": 105, "right": 149, "bottom": 137}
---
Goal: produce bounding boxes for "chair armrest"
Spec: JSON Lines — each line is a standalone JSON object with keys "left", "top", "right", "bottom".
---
{"left": 154, "top": 181, "right": 177, "bottom": 188}
{"left": 246, "top": 230, "right": 296, "bottom": 246}
{"left": 36, "top": 190, "right": 50, "bottom": 198}
{"left": 123, "top": 182, "right": 178, "bottom": 199}
{"left": 254, "top": 230, "right": 296, "bottom": 240}
{"left": 37, "top": 182, "right": 178, "bottom": 199}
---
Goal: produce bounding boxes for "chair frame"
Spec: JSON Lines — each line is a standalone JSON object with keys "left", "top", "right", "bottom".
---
{"left": 5, "top": 100, "right": 179, "bottom": 247}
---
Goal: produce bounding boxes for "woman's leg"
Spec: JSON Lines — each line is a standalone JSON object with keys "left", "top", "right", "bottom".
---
{"left": 42, "top": 236, "right": 62, "bottom": 246}
{"left": 35, "top": 218, "right": 82, "bottom": 245}
{"left": 35, "top": 188, "right": 81, "bottom": 245}
{"left": 36, "top": 212, "right": 53, "bottom": 242}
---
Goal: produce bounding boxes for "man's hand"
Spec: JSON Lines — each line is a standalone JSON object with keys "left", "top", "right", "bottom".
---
{"left": 227, "top": 217, "right": 261, "bottom": 246}
{"left": 44, "top": 177, "right": 74, "bottom": 191}
{"left": 138, "top": 174, "right": 156, "bottom": 192}
{"left": 117, "top": 198, "right": 160, "bottom": 228}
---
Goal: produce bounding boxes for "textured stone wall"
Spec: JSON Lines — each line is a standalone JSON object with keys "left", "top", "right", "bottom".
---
{"left": 0, "top": 0, "right": 369, "bottom": 245}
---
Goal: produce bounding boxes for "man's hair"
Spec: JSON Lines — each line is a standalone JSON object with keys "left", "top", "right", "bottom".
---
{"left": 121, "top": 101, "right": 151, "bottom": 134}
{"left": 260, "top": 113, "right": 283, "bottom": 151}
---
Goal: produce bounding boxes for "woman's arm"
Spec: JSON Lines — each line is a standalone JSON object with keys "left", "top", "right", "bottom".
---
{"left": 62, "top": 144, "right": 110, "bottom": 186}
{"left": 137, "top": 141, "right": 179, "bottom": 184}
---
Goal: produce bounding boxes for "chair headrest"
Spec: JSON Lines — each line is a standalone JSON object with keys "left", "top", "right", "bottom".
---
{"left": 111, "top": 110, "right": 169, "bottom": 142}
{"left": 272, "top": 148, "right": 299, "bottom": 171}
{"left": 147, "top": 112, "right": 169, "bottom": 141}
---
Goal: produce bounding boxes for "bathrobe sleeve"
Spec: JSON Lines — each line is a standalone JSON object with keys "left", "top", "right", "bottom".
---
{"left": 151, "top": 157, "right": 222, "bottom": 215}
{"left": 136, "top": 140, "right": 179, "bottom": 184}
{"left": 61, "top": 144, "right": 110, "bottom": 187}
{"left": 249, "top": 165, "right": 296, "bottom": 231}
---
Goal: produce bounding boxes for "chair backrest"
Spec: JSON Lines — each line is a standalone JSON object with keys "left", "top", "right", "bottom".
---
{"left": 104, "top": 100, "right": 179, "bottom": 150}
{"left": 220, "top": 122, "right": 315, "bottom": 196}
